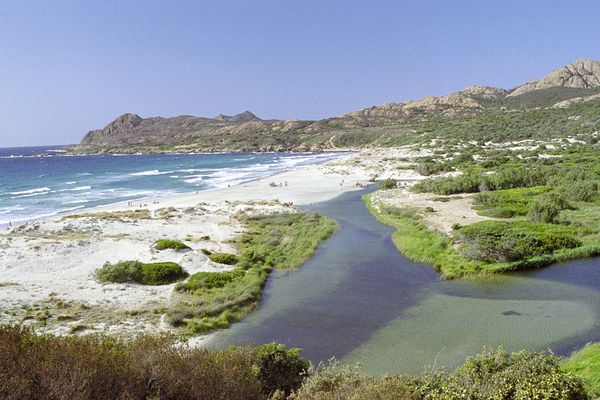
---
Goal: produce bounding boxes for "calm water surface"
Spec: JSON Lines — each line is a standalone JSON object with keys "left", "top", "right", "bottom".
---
{"left": 208, "top": 187, "right": 600, "bottom": 375}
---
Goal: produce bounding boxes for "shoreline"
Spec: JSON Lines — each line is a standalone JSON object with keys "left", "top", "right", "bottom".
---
{"left": 0, "top": 151, "right": 356, "bottom": 230}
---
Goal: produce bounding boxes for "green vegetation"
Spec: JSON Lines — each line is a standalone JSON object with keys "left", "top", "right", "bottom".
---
{"left": 563, "top": 344, "right": 600, "bottom": 398}
{"left": 208, "top": 252, "right": 239, "bottom": 265}
{"left": 1, "top": 325, "right": 595, "bottom": 400}
{"left": 292, "top": 348, "right": 588, "bottom": 400}
{"left": 96, "top": 260, "right": 188, "bottom": 285}
{"left": 168, "top": 211, "right": 337, "bottom": 334}
{"left": 0, "top": 325, "right": 309, "bottom": 400}
{"left": 373, "top": 145, "right": 600, "bottom": 277}
{"left": 154, "top": 239, "right": 190, "bottom": 251}
{"left": 63, "top": 209, "right": 151, "bottom": 221}
{"left": 377, "top": 178, "right": 397, "bottom": 190}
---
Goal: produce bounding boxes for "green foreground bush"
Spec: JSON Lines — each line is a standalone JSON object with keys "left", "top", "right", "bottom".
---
{"left": 96, "top": 260, "right": 188, "bottom": 285}
{"left": 154, "top": 239, "right": 190, "bottom": 251}
{"left": 0, "top": 326, "right": 594, "bottom": 400}
{"left": 0, "top": 325, "right": 308, "bottom": 400}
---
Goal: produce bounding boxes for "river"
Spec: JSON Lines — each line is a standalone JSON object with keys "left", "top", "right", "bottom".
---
{"left": 207, "top": 187, "right": 600, "bottom": 375}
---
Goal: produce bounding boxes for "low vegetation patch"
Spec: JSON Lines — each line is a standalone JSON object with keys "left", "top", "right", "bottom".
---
{"left": 154, "top": 239, "right": 190, "bottom": 251}
{"left": 208, "top": 252, "right": 239, "bottom": 265}
{"left": 377, "top": 178, "right": 397, "bottom": 190}
{"left": 168, "top": 211, "right": 338, "bottom": 334}
{"left": 96, "top": 260, "right": 188, "bottom": 285}
{"left": 563, "top": 343, "right": 600, "bottom": 398}
{"left": 64, "top": 209, "right": 151, "bottom": 221}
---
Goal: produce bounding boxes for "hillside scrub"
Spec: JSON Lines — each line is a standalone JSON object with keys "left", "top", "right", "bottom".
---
{"left": 96, "top": 261, "right": 188, "bottom": 285}
{"left": 168, "top": 211, "right": 338, "bottom": 334}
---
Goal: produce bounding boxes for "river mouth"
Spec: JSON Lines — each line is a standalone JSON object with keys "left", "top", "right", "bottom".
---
{"left": 208, "top": 187, "right": 600, "bottom": 375}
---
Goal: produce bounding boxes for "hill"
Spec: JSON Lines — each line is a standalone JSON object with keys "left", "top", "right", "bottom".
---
{"left": 69, "top": 58, "right": 600, "bottom": 153}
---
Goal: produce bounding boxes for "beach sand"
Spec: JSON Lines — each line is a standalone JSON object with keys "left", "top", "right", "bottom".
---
{"left": 0, "top": 148, "right": 428, "bottom": 336}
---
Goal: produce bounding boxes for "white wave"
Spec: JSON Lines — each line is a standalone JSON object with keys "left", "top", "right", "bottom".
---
{"left": 129, "top": 169, "right": 174, "bottom": 176}
{"left": 65, "top": 181, "right": 77, "bottom": 185}
{"left": 169, "top": 175, "right": 179, "bottom": 178}
{"left": 9, "top": 187, "right": 50, "bottom": 196}
{"left": 0, "top": 205, "right": 26, "bottom": 214}
{"left": 183, "top": 176, "right": 204, "bottom": 183}
{"left": 58, "top": 185, "right": 91, "bottom": 192}
{"left": 77, "top": 172, "right": 92, "bottom": 176}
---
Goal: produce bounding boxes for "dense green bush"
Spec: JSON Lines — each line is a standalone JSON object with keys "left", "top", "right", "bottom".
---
{"left": 378, "top": 178, "right": 397, "bottom": 190}
{"left": 154, "top": 239, "right": 190, "bottom": 251}
{"left": 0, "top": 325, "right": 307, "bottom": 400}
{"left": 209, "top": 252, "right": 239, "bottom": 265}
{"left": 252, "top": 342, "right": 310, "bottom": 397}
{"left": 528, "top": 191, "right": 572, "bottom": 223}
{"left": 176, "top": 269, "right": 244, "bottom": 291}
{"left": 443, "top": 348, "right": 588, "bottom": 400}
{"left": 456, "top": 221, "right": 581, "bottom": 263}
{"left": 96, "top": 260, "right": 188, "bottom": 285}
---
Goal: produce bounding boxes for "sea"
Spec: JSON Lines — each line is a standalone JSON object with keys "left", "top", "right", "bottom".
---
{"left": 0, "top": 146, "right": 345, "bottom": 226}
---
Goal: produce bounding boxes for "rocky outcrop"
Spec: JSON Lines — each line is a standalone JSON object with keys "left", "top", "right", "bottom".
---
{"left": 552, "top": 93, "right": 600, "bottom": 108}
{"left": 508, "top": 59, "right": 600, "bottom": 97}
{"left": 214, "top": 111, "right": 262, "bottom": 123}
{"left": 461, "top": 85, "right": 508, "bottom": 98}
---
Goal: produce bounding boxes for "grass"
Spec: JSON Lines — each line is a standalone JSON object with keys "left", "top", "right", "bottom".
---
{"left": 154, "top": 239, "right": 190, "bottom": 251}
{"left": 168, "top": 211, "right": 338, "bottom": 334}
{"left": 63, "top": 209, "right": 151, "bottom": 221}
{"left": 562, "top": 343, "right": 600, "bottom": 397}
{"left": 96, "top": 260, "right": 188, "bottom": 285}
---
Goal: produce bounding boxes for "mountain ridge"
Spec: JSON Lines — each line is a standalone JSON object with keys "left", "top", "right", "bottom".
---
{"left": 71, "top": 58, "right": 600, "bottom": 153}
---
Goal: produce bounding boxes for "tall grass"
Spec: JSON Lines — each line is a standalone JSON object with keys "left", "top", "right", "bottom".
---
{"left": 563, "top": 343, "right": 600, "bottom": 398}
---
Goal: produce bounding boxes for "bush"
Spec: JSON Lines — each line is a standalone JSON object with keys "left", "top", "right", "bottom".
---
{"left": 154, "top": 239, "right": 190, "bottom": 251}
{"left": 209, "top": 252, "right": 239, "bottom": 265}
{"left": 177, "top": 270, "right": 244, "bottom": 291}
{"left": 445, "top": 348, "right": 588, "bottom": 400}
{"left": 378, "top": 178, "right": 397, "bottom": 190}
{"left": 456, "top": 221, "right": 581, "bottom": 263}
{"left": 0, "top": 325, "right": 276, "bottom": 400}
{"left": 529, "top": 191, "right": 572, "bottom": 223}
{"left": 252, "top": 342, "right": 310, "bottom": 397}
{"left": 96, "top": 261, "right": 188, "bottom": 285}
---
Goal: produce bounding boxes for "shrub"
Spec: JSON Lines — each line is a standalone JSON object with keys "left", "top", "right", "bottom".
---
{"left": 378, "top": 178, "right": 397, "bottom": 190}
{"left": 445, "top": 348, "right": 588, "bottom": 400}
{"left": 154, "top": 239, "right": 190, "bottom": 251}
{"left": 209, "top": 252, "right": 239, "bottom": 265}
{"left": 456, "top": 221, "right": 581, "bottom": 263}
{"left": 0, "top": 325, "right": 275, "bottom": 400}
{"left": 529, "top": 191, "right": 572, "bottom": 223}
{"left": 177, "top": 270, "right": 244, "bottom": 291}
{"left": 252, "top": 342, "right": 310, "bottom": 397}
{"left": 96, "top": 261, "right": 188, "bottom": 285}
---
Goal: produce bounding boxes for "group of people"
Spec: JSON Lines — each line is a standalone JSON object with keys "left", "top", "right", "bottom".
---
{"left": 269, "top": 181, "right": 288, "bottom": 187}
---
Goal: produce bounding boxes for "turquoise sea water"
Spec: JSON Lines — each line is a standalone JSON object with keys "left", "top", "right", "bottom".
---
{"left": 0, "top": 146, "right": 344, "bottom": 226}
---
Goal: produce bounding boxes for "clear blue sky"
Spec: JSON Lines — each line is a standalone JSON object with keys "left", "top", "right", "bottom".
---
{"left": 1, "top": 1, "right": 599, "bottom": 147}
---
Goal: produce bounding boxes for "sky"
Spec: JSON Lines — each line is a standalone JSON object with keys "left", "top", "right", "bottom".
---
{"left": 1, "top": 1, "right": 600, "bottom": 147}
